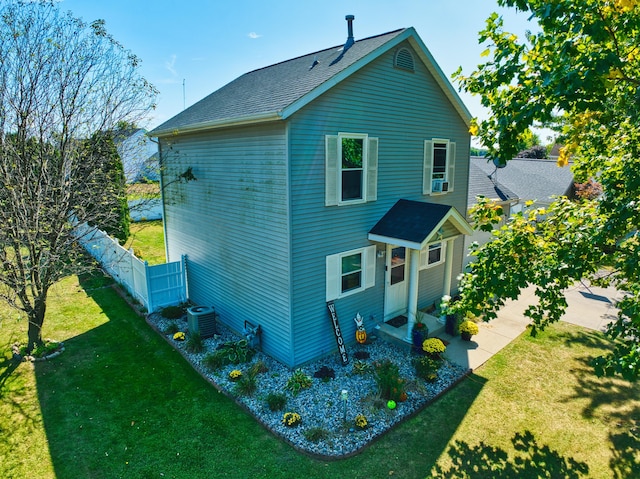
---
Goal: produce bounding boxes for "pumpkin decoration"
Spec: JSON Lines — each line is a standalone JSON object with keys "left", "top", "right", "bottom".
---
{"left": 355, "top": 329, "right": 367, "bottom": 344}
{"left": 354, "top": 312, "right": 367, "bottom": 344}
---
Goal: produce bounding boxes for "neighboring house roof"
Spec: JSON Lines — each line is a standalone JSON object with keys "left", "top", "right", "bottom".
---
{"left": 368, "top": 199, "right": 473, "bottom": 250}
{"left": 471, "top": 156, "right": 573, "bottom": 205}
{"left": 467, "top": 160, "right": 518, "bottom": 206}
{"left": 151, "top": 25, "right": 471, "bottom": 137}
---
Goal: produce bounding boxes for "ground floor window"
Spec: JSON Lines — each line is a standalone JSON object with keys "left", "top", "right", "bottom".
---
{"left": 419, "top": 241, "right": 445, "bottom": 269}
{"left": 326, "top": 245, "right": 376, "bottom": 301}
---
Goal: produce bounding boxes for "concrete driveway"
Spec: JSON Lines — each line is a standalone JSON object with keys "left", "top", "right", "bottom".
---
{"left": 443, "top": 281, "right": 623, "bottom": 371}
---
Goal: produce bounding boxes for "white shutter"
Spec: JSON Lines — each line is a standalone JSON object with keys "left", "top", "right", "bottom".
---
{"left": 325, "top": 135, "right": 339, "bottom": 206}
{"left": 419, "top": 246, "right": 428, "bottom": 270}
{"left": 423, "top": 140, "right": 433, "bottom": 195}
{"left": 326, "top": 253, "right": 340, "bottom": 301}
{"left": 366, "top": 137, "right": 378, "bottom": 202}
{"left": 447, "top": 142, "right": 456, "bottom": 193}
{"left": 364, "top": 245, "right": 376, "bottom": 289}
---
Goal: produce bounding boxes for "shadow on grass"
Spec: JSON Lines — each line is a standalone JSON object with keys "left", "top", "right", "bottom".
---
{"left": 559, "top": 328, "right": 640, "bottom": 479}
{"left": 431, "top": 430, "right": 590, "bottom": 478}
{"left": 33, "top": 274, "right": 487, "bottom": 479}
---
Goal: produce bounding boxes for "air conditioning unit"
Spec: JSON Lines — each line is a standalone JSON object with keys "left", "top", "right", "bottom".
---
{"left": 432, "top": 179, "right": 449, "bottom": 193}
{"left": 187, "top": 306, "right": 217, "bottom": 338}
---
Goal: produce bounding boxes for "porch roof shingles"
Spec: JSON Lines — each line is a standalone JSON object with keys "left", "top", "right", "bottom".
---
{"left": 368, "top": 199, "right": 472, "bottom": 250}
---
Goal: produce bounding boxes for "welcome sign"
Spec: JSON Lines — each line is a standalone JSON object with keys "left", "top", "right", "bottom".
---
{"left": 326, "top": 301, "right": 349, "bottom": 365}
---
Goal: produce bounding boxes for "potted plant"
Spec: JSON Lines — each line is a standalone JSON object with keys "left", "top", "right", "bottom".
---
{"left": 459, "top": 320, "right": 479, "bottom": 341}
{"left": 411, "top": 311, "right": 429, "bottom": 353}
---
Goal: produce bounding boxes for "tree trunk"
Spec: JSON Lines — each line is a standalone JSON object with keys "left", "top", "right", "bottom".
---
{"left": 26, "top": 296, "right": 47, "bottom": 353}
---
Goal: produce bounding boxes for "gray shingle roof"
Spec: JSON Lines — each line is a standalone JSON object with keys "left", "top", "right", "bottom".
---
{"left": 471, "top": 156, "right": 574, "bottom": 205}
{"left": 468, "top": 161, "right": 518, "bottom": 206}
{"left": 368, "top": 199, "right": 473, "bottom": 249}
{"left": 151, "top": 29, "right": 406, "bottom": 135}
{"left": 151, "top": 25, "right": 472, "bottom": 136}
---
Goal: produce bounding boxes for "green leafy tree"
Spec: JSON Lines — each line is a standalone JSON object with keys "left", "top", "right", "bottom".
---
{"left": 82, "top": 132, "right": 130, "bottom": 243}
{"left": 453, "top": 0, "right": 640, "bottom": 379}
{"left": 0, "top": 1, "right": 156, "bottom": 352}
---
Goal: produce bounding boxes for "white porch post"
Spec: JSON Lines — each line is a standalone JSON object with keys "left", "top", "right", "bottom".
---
{"left": 442, "top": 237, "right": 455, "bottom": 298}
{"left": 405, "top": 248, "right": 420, "bottom": 342}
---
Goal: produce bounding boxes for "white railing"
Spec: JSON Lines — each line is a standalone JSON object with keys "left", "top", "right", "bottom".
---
{"left": 74, "top": 221, "right": 186, "bottom": 312}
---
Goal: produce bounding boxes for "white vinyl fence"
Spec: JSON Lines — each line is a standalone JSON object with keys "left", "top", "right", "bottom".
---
{"left": 74, "top": 221, "right": 186, "bottom": 312}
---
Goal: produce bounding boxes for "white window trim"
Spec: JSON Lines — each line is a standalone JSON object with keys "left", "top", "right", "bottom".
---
{"left": 423, "top": 138, "right": 456, "bottom": 196}
{"left": 419, "top": 241, "right": 446, "bottom": 270}
{"left": 325, "top": 133, "right": 378, "bottom": 206}
{"left": 326, "top": 245, "right": 376, "bottom": 301}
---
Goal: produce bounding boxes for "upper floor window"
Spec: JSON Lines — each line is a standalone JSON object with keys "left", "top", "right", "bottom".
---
{"left": 325, "top": 133, "right": 378, "bottom": 206}
{"left": 423, "top": 139, "right": 456, "bottom": 195}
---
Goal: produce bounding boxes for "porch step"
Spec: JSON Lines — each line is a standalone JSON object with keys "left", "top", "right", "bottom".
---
{"left": 375, "top": 313, "right": 445, "bottom": 350}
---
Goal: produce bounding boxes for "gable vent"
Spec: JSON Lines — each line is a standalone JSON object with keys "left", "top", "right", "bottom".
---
{"left": 394, "top": 48, "right": 415, "bottom": 72}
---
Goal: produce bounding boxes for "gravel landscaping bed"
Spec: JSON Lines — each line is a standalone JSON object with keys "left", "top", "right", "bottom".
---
{"left": 147, "top": 312, "right": 469, "bottom": 459}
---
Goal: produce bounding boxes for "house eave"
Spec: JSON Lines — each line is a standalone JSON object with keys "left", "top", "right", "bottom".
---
{"left": 150, "top": 111, "right": 283, "bottom": 138}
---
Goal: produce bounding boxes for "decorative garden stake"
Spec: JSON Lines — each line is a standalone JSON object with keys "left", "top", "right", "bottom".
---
{"left": 354, "top": 312, "right": 367, "bottom": 344}
{"left": 341, "top": 389, "right": 348, "bottom": 422}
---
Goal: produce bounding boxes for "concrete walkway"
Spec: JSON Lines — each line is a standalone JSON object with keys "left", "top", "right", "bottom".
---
{"left": 442, "top": 281, "right": 623, "bottom": 371}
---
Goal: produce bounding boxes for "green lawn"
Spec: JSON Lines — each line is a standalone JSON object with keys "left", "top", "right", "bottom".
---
{"left": 124, "top": 220, "right": 166, "bottom": 265}
{"left": 0, "top": 271, "right": 638, "bottom": 478}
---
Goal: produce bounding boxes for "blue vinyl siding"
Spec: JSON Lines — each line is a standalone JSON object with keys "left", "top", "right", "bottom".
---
{"left": 287, "top": 43, "right": 470, "bottom": 364}
{"left": 160, "top": 123, "right": 293, "bottom": 365}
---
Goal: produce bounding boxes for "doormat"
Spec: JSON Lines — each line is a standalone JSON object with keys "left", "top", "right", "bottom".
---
{"left": 386, "top": 315, "right": 408, "bottom": 328}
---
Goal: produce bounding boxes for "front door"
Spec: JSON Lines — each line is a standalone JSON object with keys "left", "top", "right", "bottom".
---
{"left": 384, "top": 245, "right": 409, "bottom": 320}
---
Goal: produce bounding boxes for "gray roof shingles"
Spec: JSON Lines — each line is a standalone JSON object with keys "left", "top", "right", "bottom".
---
{"left": 467, "top": 161, "right": 518, "bottom": 205}
{"left": 471, "top": 156, "right": 573, "bottom": 204}
{"left": 152, "top": 29, "right": 406, "bottom": 135}
{"left": 369, "top": 199, "right": 454, "bottom": 245}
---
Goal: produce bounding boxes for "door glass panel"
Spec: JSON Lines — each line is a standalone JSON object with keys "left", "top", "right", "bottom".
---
{"left": 390, "top": 247, "right": 405, "bottom": 285}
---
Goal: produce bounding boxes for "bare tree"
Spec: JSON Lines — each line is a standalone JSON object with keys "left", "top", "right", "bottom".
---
{"left": 0, "top": 1, "right": 157, "bottom": 351}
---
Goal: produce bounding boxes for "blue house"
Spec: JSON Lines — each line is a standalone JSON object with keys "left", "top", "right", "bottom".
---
{"left": 151, "top": 16, "right": 473, "bottom": 367}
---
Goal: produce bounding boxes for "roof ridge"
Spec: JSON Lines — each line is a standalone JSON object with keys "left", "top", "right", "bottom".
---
{"left": 243, "top": 28, "right": 407, "bottom": 76}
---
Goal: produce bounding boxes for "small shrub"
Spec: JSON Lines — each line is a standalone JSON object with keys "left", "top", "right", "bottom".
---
{"left": 173, "top": 331, "right": 185, "bottom": 341}
{"left": 161, "top": 305, "right": 185, "bottom": 319}
{"left": 459, "top": 320, "right": 479, "bottom": 336}
{"left": 248, "top": 360, "right": 268, "bottom": 377}
{"left": 235, "top": 374, "right": 258, "bottom": 397}
{"left": 266, "top": 392, "right": 287, "bottom": 412}
{"left": 165, "top": 322, "right": 180, "bottom": 335}
{"left": 354, "top": 414, "right": 368, "bottom": 430}
{"left": 303, "top": 427, "right": 330, "bottom": 443}
{"left": 216, "top": 339, "right": 254, "bottom": 364}
{"left": 228, "top": 369, "right": 243, "bottom": 381}
{"left": 185, "top": 331, "right": 204, "bottom": 353}
{"left": 373, "top": 359, "right": 406, "bottom": 402}
{"left": 282, "top": 411, "right": 302, "bottom": 427}
{"left": 202, "top": 351, "right": 228, "bottom": 371}
{"left": 313, "top": 365, "right": 335, "bottom": 381}
{"left": 353, "top": 351, "right": 370, "bottom": 360}
{"left": 414, "top": 356, "right": 441, "bottom": 382}
{"left": 352, "top": 360, "right": 371, "bottom": 375}
{"left": 285, "top": 369, "right": 313, "bottom": 396}
{"left": 422, "top": 338, "right": 446, "bottom": 355}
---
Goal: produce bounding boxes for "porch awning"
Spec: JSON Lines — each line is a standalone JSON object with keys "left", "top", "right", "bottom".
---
{"left": 368, "top": 199, "right": 473, "bottom": 250}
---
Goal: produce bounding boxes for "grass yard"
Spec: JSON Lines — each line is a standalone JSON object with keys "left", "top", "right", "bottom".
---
{"left": 124, "top": 220, "right": 166, "bottom": 265}
{"left": 0, "top": 270, "right": 638, "bottom": 478}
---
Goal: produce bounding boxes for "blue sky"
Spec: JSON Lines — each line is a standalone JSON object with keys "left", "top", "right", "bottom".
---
{"left": 60, "top": 0, "right": 537, "bottom": 133}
